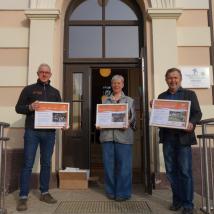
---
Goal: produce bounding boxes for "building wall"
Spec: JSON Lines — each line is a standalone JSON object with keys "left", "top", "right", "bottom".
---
{"left": 0, "top": 10, "right": 29, "bottom": 150}
{"left": 0, "top": 0, "right": 213, "bottom": 182}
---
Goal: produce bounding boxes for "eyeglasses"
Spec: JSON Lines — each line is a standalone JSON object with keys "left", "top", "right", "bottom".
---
{"left": 38, "top": 71, "right": 51, "bottom": 75}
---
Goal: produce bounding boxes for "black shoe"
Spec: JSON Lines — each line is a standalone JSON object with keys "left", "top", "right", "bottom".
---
{"left": 17, "top": 198, "right": 28, "bottom": 211}
{"left": 115, "top": 197, "right": 130, "bottom": 202}
{"left": 169, "top": 203, "right": 182, "bottom": 211}
{"left": 182, "top": 208, "right": 193, "bottom": 214}
{"left": 106, "top": 194, "right": 115, "bottom": 200}
{"left": 40, "top": 193, "right": 57, "bottom": 204}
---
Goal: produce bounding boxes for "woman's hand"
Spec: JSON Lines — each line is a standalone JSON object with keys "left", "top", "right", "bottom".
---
{"left": 149, "top": 99, "right": 154, "bottom": 108}
{"left": 95, "top": 125, "right": 102, "bottom": 130}
{"left": 61, "top": 126, "right": 70, "bottom": 131}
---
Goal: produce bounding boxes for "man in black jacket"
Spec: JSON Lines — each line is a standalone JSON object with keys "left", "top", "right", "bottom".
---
{"left": 158, "top": 68, "right": 202, "bottom": 214}
{"left": 15, "top": 64, "right": 61, "bottom": 211}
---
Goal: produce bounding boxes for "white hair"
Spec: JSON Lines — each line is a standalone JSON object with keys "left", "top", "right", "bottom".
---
{"left": 37, "top": 63, "right": 51, "bottom": 73}
{"left": 111, "top": 75, "right": 124, "bottom": 83}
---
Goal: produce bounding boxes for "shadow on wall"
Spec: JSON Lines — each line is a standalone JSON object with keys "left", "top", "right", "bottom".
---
{"left": 3, "top": 116, "right": 40, "bottom": 193}
{"left": 5, "top": 148, "right": 24, "bottom": 193}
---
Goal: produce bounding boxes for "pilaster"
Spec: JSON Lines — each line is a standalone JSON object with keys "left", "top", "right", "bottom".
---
{"left": 25, "top": 9, "right": 59, "bottom": 85}
{"left": 148, "top": 8, "right": 182, "bottom": 97}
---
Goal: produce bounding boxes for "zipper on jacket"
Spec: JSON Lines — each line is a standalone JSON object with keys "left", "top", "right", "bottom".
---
{"left": 43, "top": 84, "right": 47, "bottom": 101}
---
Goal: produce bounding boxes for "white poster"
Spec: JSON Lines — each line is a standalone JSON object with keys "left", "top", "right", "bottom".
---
{"left": 96, "top": 104, "right": 128, "bottom": 128}
{"left": 34, "top": 102, "right": 70, "bottom": 129}
{"left": 150, "top": 99, "right": 191, "bottom": 129}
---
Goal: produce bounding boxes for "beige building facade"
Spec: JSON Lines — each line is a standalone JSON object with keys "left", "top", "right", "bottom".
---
{"left": 0, "top": 0, "right": 213, "bottom": 192}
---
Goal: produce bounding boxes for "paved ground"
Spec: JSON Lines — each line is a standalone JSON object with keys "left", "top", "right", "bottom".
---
{"left": 4, "top": 184, "right": 203, "bottom": 214}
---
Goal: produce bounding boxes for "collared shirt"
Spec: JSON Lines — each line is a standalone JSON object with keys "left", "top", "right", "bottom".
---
{"left": 161, "top": 87, "right": 183, "bottom": 141}
{"left": 165, "top": 87, "right": 182, "bottom": 100}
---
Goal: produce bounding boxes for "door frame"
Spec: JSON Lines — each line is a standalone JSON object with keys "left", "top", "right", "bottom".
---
{"left": 62, "top": 61, "right": 152, "bottom": 193}
{"left": 63, "top": 0, "right": 152, "bottom": 194}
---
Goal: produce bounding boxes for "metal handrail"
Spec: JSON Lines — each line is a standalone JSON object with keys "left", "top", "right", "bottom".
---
{"left": 198, "top": 118, "right": 214, "bottom": 125}
{"left": 197, "top": 119, "right": 214, "bottom": 214}
{"left": 0, "top": 122, "right": 10, "bottom": 214}
{"left": 198, "top": 134, "right": 214, "bottom": 139}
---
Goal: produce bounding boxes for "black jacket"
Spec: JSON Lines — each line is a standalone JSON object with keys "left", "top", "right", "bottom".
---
{"left": 158, "top": 88, "right": 202, "bottom": 146}
{"left": 15, "top": 79, "right": 61, "bottom": 129}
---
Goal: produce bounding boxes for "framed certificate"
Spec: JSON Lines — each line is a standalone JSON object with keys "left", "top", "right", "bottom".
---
{"left": 150, "top": 99, "right": 191, "bottom": 129}
{"left": 96, "top": 104, "right": 128, "bottom": 128}
{"left": 34, "top": 102, "right": 70, "bottom": 129}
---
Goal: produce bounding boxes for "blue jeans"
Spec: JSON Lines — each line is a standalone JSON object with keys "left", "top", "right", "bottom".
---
{"left": 102, "top": 141, "right": 132, "bottom": 199}
{"left": 163, "top": 138, "right": 193, "bottom": 209}
{"left": 19, "top": 129, "right": 56, "bottom": 198}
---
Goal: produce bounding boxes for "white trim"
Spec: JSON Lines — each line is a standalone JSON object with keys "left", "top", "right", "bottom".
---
{"left": 25, "top": 9, "right": 59, "bottom": 85}
{"left": 148, "top": 8, "right": 183, "bottom": 97}
{"left": 148, "top": 8, "right": 182, "bottom": 19}
{"left": 25, "top": 9, "right": 60, "bottom": 20}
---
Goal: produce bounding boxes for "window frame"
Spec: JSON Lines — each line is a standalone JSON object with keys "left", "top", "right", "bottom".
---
{"left": 64, "top": 0, "right": 143, "bottom": 63}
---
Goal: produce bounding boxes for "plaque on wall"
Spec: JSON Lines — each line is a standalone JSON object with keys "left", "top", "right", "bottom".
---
{"left": 180, "top": 66, "right": 210, "bottom": 88}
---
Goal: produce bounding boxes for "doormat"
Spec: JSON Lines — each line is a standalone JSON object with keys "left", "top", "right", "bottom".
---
{"left": 54, "top": 200, "right": 152, "bottom": 214}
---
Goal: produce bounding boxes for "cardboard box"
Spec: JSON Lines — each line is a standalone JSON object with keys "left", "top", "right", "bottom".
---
{"left": 59, "top": 171, "right": 88, "bottom": 190}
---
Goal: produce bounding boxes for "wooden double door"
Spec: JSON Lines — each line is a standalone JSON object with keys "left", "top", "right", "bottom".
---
{"left": 62, "top": 64, "right": 143, "bottom": 181}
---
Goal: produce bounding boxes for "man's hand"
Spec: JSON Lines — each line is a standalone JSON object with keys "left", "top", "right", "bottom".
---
{"left": 185, "top": 122, "right": 194, "bottom": 132}
{"left": 29, "top": 100, "right": 39, "bottom": 111}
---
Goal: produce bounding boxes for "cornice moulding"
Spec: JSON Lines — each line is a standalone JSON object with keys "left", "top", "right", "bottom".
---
{"left": 25, "top": 9, "right": 60, "bottom": 20}
{"left": 147, "top": 8, "right": 183, "bottom": 19}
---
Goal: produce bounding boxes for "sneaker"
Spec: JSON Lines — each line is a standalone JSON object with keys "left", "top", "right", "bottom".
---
{"left": 182, "top": 208, "right": 194, "bottom": 214}
{"left": 169, "top": 203, "right": 182, "bottom": 211}
{"left": 16, "top": 198, "right": 27, "bottom": 211}
{"left": 106, "top": 194, "right": 115, "bottom": 200}
{"left": 40, "top": 193, "right": 57, "bottom": 204}
{"left": 115, "top": 197, "right": 130, "bottom": 202}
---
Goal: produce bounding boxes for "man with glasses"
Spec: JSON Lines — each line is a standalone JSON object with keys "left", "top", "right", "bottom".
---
{"left": 15, "top": 63, "right": 61, "bottom": 211}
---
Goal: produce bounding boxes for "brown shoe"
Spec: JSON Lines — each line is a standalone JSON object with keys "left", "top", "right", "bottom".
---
{"left": 40, "top": 193, "right": 57, "bottom": 204}
{"left": 169, "top": 203, "right": 182, "bottom": 211}
{"left": 16, "top": 198, "right": 27, "bottom": 211}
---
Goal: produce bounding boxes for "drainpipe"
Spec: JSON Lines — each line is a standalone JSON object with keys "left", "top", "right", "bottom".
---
{"left": 208, "top": 0, "right": 214, "bottom": 104}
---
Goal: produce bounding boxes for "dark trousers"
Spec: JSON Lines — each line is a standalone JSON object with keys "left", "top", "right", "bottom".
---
{"left": 19, "top": 129, "right": 55, "bottom": 198}
{"left": 163, "top": 139, "right": 193, "bottom": 209}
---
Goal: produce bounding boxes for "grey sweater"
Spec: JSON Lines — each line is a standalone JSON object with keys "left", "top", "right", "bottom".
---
{"left": 99, "top": 92, "right": 136, "bottom": 144}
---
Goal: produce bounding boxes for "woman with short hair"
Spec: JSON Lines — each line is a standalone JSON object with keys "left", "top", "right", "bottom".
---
{"left": 98, "top": 74, "right": 136, "bottom": 201}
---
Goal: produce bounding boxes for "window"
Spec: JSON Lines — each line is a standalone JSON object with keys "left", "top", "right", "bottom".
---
{"left": 69, "top": 27, "right": 102, "bottom": 58}
{"left": 66, "top": 0, "right": 142, "bottom": 59}
{"left": 72, "top": 73, "right": 83, "bottom": 130}
{"left": 69, "top": 0, "right": 102, "bottom": 20}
